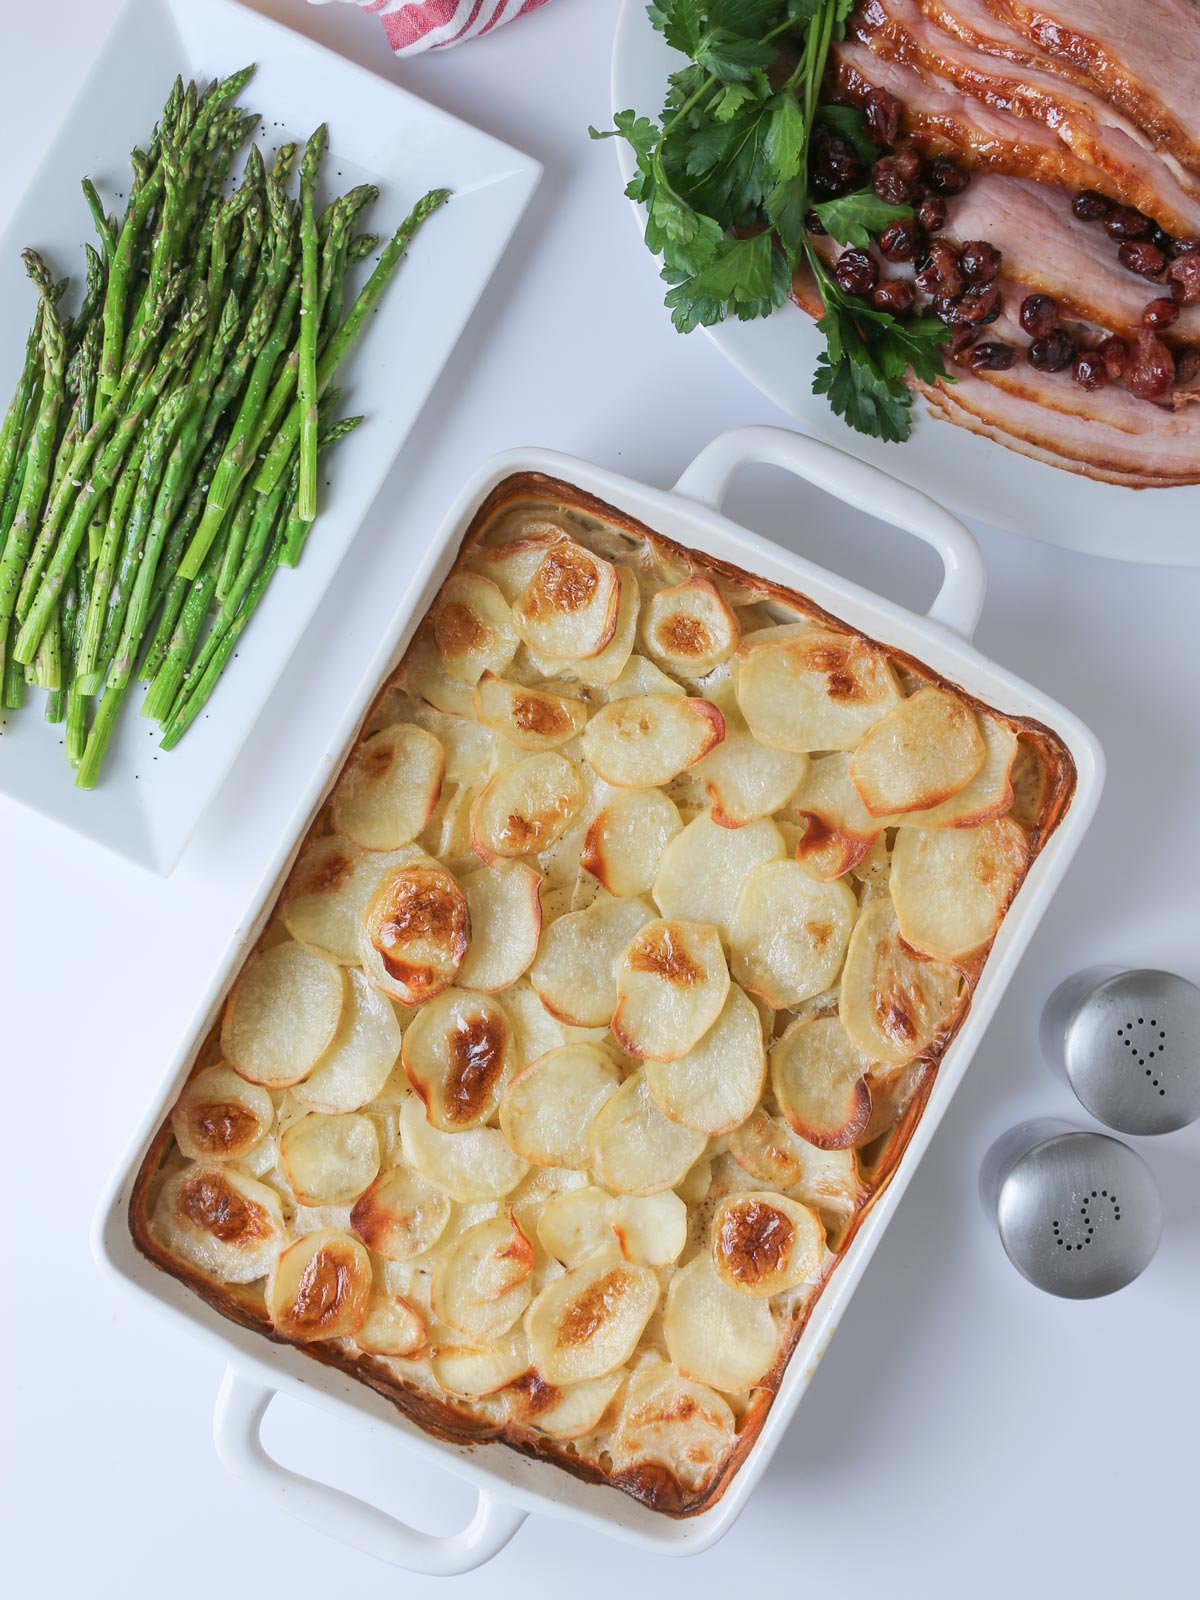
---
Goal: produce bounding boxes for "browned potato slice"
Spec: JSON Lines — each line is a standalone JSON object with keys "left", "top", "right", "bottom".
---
{"left": 282, "top": 836, "right": 421, "bottom": 964}
{"left": 525, "top": 1248, "right": 660, "bottom": 1384}
{"left": 431, "top": 1212, "right": 535, "bottom": 1343}
{"left": 432, "top": 1331, "right": 531, "bottom": 1398}
{"left": 292, "top": 969, "right": 402, "bottom": 1114}
{"left": 509, "top": 1371, "right": 625, "bottom": 1440}
{"left": 736, "top": 626, "right": 901, "bottom": 753}
{"left": 610, "top": 1191, "right": 688, "bottom": 1266}
{"left": 268, "top": 1228, "right": 372, "bottom": 1342}
{"left": 280, "top": 1112, "right": 381, "bottom": 1205}
{"left": 402, "top": 988, "right": 517, "bottom": 1131}
{"left": 355, "top": 1292, "right": 428, "bottom": 1358}
{"left": 791, "top": 753, "right": 895, "bottom": 880}
{"left": 528, "top": 565, "right": 640, "bottom": 687}
{"left": 399, "top": 1096, "right": 528, "bottom": 1202}
{"left": 359, "top": 862, "right": 468, "bottom": 1005}
{"left": 904, "top": 714, "right": 1017, "bottom": 828}
{"left": 582, "top": 788, "right": 683, "bottom": 899}
{"left": 581, "top": 694, "right": 724, "bottom": 788}
{"left": 612, "top": 920, "right": 730, "bottom": 1062}
{"left": 530, "top": 896, "right": 654, "bottom": 1027}
{"left": 652, "top": 813, "right": 784, "bottom": 935}
{"left": 400, "top": 620, "right": 476, "bottom": 718}
{"left": 891, "top": 818, "right": 1029, "bottom": 961}
{"left": 840, "top": 896, "right": 962, "bottom": 1063}
{"left": 710, "top": 1192, "right": 825, "bottom": 1296}
{"left": 172, "top": 1066, "right": 273, "bottom": 1162}
{"left": 350, "top": 1165, "right": 452, "bottom": 1261}
{"left": 468, "top": 527, "right": 564, "bottom": 601}
{"left": 152, "top": 1162, "right": 286, "bottom": 1284}
{"left": 471, "top": 673, "right": 588, "bottom": 750}
{"left": 537, "top": 1185, "right": 615, "bottom": 1266}
{"left": 330, "top": 724, "right": 445, "bottom": 851}
{"left": 455, "top": 860, "right": 542, "bottom": 992}
{"left": 222, "top": 942, "right": 346, "bottom": 1089}
{"left": 512, "top": 539, "right": 620, "bottom": 661}
{"left": 611, "top": 1362, "right": 734, "bottom": 1491}
{"left": 644, "top": 984, "right": 765, "bottom": 1136}
{"left": 771, "top": 1015, "right": 873, "bottom": 1149}
{"left": 469, "top": 753, "right": 584, "bottom": 862}
{"left": 1009, "top": 737, "right": 1049, "bottom": 828}
{"left": 431, "top": 572, "right": 518, "bottom": 685}
{"left": 729, "top": 860, "right": 857, "bottom": 1009}
{"left": 642, "top": 577, "right": 740, "bottom": 675}
{"left": 729, "top": 1107, "right": 813, "bottom": 1188}
{"left": 588, "top": 1070, "right": 707, "bottom": 1194}
{"left": 499, "top": 1044, "right": 621, "bottom": 1167}
{"left": 849, "top": 687, "right": 986, "bottom": 818}
{"left": 664, "top": 1256, "right": 779, "bottom": 1393}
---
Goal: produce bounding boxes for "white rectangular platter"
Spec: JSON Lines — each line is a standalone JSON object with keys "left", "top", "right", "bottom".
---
{"left": 0, "top": 0, "right": 540, "bottom": 872}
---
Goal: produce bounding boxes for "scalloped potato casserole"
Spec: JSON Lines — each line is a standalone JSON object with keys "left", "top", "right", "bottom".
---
{"left": 131, "top": 472, "right": 1075, "bottom": 1516}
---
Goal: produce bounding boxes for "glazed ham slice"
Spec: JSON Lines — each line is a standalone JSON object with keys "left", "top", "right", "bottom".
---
{"left": 845, "top": 4, "right": 1200, "bottom": 235}
{"left": 984, "top": 0, "right": 1200, "bottom": 176}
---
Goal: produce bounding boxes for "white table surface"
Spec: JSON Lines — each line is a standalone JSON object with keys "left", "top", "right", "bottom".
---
{"left": 3, "top": 2, "right": 1197, "bottom": 1595}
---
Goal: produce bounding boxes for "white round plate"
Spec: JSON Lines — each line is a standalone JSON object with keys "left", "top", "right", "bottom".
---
{"left": 610, "top": 0, "right": 1199, "bottom": 566}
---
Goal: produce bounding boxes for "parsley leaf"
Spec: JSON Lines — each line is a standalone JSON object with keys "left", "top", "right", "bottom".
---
{"left": 673, "top": 100, "right": 776, "bottom": 225}
{"left": 813, "top": 188, "right": 913, "bottom": 248}
{"left": 765, "top": 93, "right": 805, "bottom": 182}
{"left": 765, "top": 172, "right": 809, "bottom": 266}
{"left": 663, "top": 231, "right": 791, "bottom": 331}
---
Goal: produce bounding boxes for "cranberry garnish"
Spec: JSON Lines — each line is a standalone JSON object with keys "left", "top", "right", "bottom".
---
{"left": 959, "top": 240, "right": 1002, "bottom": 285}
{"left": 833, "top": 248, "right": 879, "bottom": 297}
{"left": 1143, "top": 297, "right": 1180, "bottom": 329}
{"left": 916, "top": 194, "right": 946, "bottom": 232}
{"left": 1072, "top": 190, "right": 1112, "bottom": 222}
{"left": 1104, "top": 206, "right": 1153, "bottom": 242}
{"left": 1028, "top": 331, "right": 1077, "bottom": 372}
{"left": 1072, "top": 351, "right": 1107, "bottom": 390}
{"left": 925, "top": 156, "right": 969, "bottom": 195}
{"left": 1019, "top": 293, "right": 1057, "bottom": 338}
{"left": 968, "top": 340, "right": 1015, "bottom": 371}
{"left": 1097, "top": 336, "right": 1128, "bottom": 380}
{"left": 872, "top": 278, "right": 915, "bottom": 314}
{"left": 871, "top": 150, "right": 922, "bottom": 205}
{"left": 1125, "top": 329, "right": 1175, "bottom": 399}
{"left": 1168, "top": 252, "right": 1200, "bottom": 305}
{"left": 879, "top": 218, "right": 918, "bottom": 261}
{"left": 864, "top": 88, "right": 901, "bottom": 146}
{"left": 1119, "top": 240, "right": 1167, "bottom": 278}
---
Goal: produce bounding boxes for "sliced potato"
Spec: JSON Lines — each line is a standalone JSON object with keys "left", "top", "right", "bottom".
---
{"left": 849, "top": 687, "right": 986, "bottom": 818}
{"left": 589, "top": 1069, "right": 707, "bottom": 1194}
{"left": 612, "top": 919, "right": 729, "bottom": 1062}
{"left": 644, "top": 984, "right": 765, "bottom": 1136}
{"left": 604, "top": 653, "right": 685, "bottom": 700}
{"left": 581, "top": 788, "right": 682, "bottom": 899}
{"left": 790, "top": 1141, "right": 859, "bottom": 1214}
{"left": 469, "top": 753, "right": 583, "bottom": 862}
{"left": 509, "top": 1371, "right": 624, "bottom": 1439}
{"left": 222, "top": 942, "right": 346, "bottom": 1089}
{"left": 472, "top": 672, "right": 588, "bottom": 750}
{"left": 468, "top": 526, "right": 564, "bottom": 601}
{"left": 292, "top": 969, "right": 401, "bottom": 1114}
{"left": 537, "top": 1185, "right": 616, "bottom": 1266}
{"left": 528, "top": 565, "right": 641, "bottom": 687}
{"left": 499, "top": 1044, "right": 621, "bottom": 1167}
{"left": 503, "top": 979, "right": 570, "bottom": 1067}
{"left": 432, "top": 1331, "right": 531, "bottom": 1398}
{"left": 282, "top": 837, "right": 421, "bottom": 964}
{"left": 355, "top": 1292, "right": 428, "bottom": 1358}
{"left": 642, "top": 577, "right": 740, "bottom": 675}
{"left": 652, "top": 813, "right": 784, "bottom": 935}
{"left": 530, "top": 896, "right": 654, "bottom": 1027}
{"left": 402, "top": 988, "right": 517, "bottom": 1131}
{"left": 350, "top": 1164, "right": 452, "bottom": 1261}
{"left": 840, "top": 895, "right": 962, "bottom": 1064}
{"left": 611, "top": 1362, "right": 734, "bottom": 1490}
{"left": 400, "top": 1095, "right": 528, "bottom": 1202}
{"left": 771, "top": 1014, "right": 873, "bottom": 1149}
{"left": 1009, "top": 736, "right": 1049, "bottom": 828}
{"left": 736, "top": 627, "right": 900, "bottom": 752}
{"left": 280, "top": 1112, "right": 381, "bottom": 1206}
{"left": 791, "top": 753, "right": 894, "bottom": 881}
{"left": 172, "top": 1066, "right": 273, "bottom": 1162}
{"left": 729, "top": 860, "right": 858, "bottom": 1009}
{"left": 432, "top": 571, "right": 518, "bottom": 685}
{"left": 455, "top": 861, "right": 542, "bottom": 993}
{"left": 710, "top": 1192, "right": 824, "bottom": 1297}
{"left": 400, "top": 620, "right": 475, "bottom": 718}
{"left": 512, "top": 539, "right": 620, "bottom": 661}
{"left": 694, "top": 703, "right": 808, "bottom": 827}
{"left": 611, "top": 1191, "right": 687, "bottom": 1267}
{"left": 431, "top": 1212, "right": 535, "bottom": 1343}
{"left": 664, "top": 1255, "right": 779, "bottom": 1393}
{"left": 330, "top": 724, "right": 445, "bottom": 851}
{"left": 268, "top": 1228, "right": 372, "bottom": 1342}
{"left": 152, "top": 1162, "right": 286, "bottom": 1284}
{"left": 677, "top": 1158, "right": 713, "bottom": 1206}
{"left": 729, "top": 1107, "right": 813, "bottom": 1188}
{"left": 525, "top": 1248, "right": 660, "bottom": 1384}
{"left": 891, "top": 818, "right": 1029, "bottom": 961}
{"left": 581, "top": 694, "right": 724, "bottom": 788}
{"left": 407, "top": 700, "right": 495, "bottom": 784}
{"left": 904, "top": 713, "right": 1017, "bottom": 828}
{"left": 359, "top": 862, "right": 469, "bottom": 1006}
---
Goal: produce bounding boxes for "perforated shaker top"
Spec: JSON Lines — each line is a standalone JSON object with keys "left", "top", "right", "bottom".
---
{"left": 1064, "top": 970, "right": 1200, "bottom": 1135}
{"left": 997, "top": 1132, "right": 1161, "bottom": 1299}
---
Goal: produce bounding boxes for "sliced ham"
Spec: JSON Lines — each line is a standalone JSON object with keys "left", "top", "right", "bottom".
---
{"left": 984, "top": 0, "right": 1200, "bottom": 176}
{"left": 846, "top": 4, "right": 1200, "bottom": 235}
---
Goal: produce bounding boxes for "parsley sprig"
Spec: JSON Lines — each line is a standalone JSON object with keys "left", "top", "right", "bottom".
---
{"left": 591, "top": 0, "right": 953, "bottom": 442}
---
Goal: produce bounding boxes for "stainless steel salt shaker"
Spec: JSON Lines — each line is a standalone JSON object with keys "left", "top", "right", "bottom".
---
{"left": 982, "top": 1120, "right": 1161, "bottom": 1298}
{"left": 1043, "top": 966, "right": 1200, "bottom": 1135}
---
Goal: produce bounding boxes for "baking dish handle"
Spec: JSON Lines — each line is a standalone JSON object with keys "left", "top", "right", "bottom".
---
{"left": 213, "top": 1369, "right": 527, "bottom": 1574}
{"left": 672, "top": 425, "right": 987, "bottom": 640}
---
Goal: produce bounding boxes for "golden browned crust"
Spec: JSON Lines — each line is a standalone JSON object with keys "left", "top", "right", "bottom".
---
{"left": 129, "top": 470, "right": 1076, "bottom": 1519}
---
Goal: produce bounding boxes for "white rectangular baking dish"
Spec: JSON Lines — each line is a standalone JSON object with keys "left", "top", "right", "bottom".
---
{"left": 93, "top": 426, "right": 1104, "bottom": 1572}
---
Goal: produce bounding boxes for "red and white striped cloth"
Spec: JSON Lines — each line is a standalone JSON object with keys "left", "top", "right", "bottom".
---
{"left": 311, "top": 0, "right": 554, "bottom": 56}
